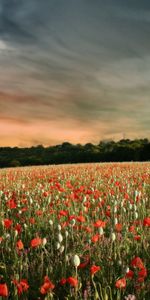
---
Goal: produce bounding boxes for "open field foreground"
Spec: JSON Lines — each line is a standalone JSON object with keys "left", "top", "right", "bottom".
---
{"left": 0, "top": 163, "right": 150, "bottom": 300}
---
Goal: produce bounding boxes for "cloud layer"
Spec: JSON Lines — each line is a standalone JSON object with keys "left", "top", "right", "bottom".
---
{"left": 0, "top": 0, "right": 150, "bottom": 146}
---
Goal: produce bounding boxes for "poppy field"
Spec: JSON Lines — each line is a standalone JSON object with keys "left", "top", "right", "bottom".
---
{"left": 0, "top": 162, "right": 150, "bottom": 300}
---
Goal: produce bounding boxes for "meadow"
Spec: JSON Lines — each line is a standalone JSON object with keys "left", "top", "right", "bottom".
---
{"left": 0, "top": 162, "right": 149, "bottom": 300}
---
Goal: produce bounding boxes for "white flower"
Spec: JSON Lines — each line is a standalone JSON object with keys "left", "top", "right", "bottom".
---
{"left": 58, "top": 233, "right": 63, "bottom": 243}
{"left": 114, "top": 218, "right": 118, "bottom": 225}
{"left": 73, "top": 254, "right": 80, "bottom": 267}
{"left": 134, "top": 212, "right": 138, "bottom": 219}
{"left": 99, "top": 227, "right": 104, "bottom": 235}
{"left": 56, "top": 242, "right": 60, "bottom": 250}
{"left": 49, "top": 220, "right": 53, "bottom": 226}
{"left": 70, "top": 219, "right": 76, "bottom": 226}
{"left": 29, "top": 198, "right": 33, "bottom": 204}
{"left": 65, "top": 230, "right": 69, "bottom": 237}
{"left": 111, "top": 232, "right": 116, "bottom": 241}
{"left": 114, "top": 206, "right": 117, "bottom": 213}
{"left": 42, "top": 238, "right": 47, "bottom": 246}
{"left": 58, "top": 224, "right": 61, "bottom": 231}
{"left": 14, "top": 230, "right": 18, "bottom": 237}
{"left": 59, "top": 245, "right": 65, "bottom": 253}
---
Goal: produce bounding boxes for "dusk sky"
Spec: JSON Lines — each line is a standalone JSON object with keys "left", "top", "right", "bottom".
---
{"left": 0, "top": 0, "right": 150, "bottom": 147}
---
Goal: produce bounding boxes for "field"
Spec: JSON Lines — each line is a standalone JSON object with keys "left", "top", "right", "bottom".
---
{"left": 0, "top": 162, "right": 150, "bottom": 300}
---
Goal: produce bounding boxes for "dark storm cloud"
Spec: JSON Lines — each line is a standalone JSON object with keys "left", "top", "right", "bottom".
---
{"left": 0, "top": 0, "right": 150, "bottom": 146}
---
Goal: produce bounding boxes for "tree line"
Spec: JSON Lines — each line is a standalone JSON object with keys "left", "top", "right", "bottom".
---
{"left": 0, "top": 138, "right": 149, "bottom": 168}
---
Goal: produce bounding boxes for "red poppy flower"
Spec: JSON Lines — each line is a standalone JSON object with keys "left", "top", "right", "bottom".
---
{"left": 14, "top": 224, "right": 22, "bottom": 234}
{"left": 59, "top": 210, "right": 68, "bottom": 217}
{"left": 134, "top": 235, "right": 141, "bottom": 241}
{"left": 143, "top": 217, "right": 150, "bottom": 227}
{"left": 130, "top": 257, "right": 144, "bottom": 269}
{"left": 76, "top": 215, "right": 85, "bottom": 222}
{"left": 93, "top": 220, "right": 106, "bottom": 228}
{"left": 0, "top": 283, "right": 9, "bottom": 297}
{"left": 16, "top": 239, "right": 24, "bottom": 250}
{"left": 90, "top": 265, "right": 101, "bottom": 275}
{"left": 40, "top": 276, "right": 55, "bottom": 295}
{"left": 129, "top": 225, "right": 136, "bottom": 234}
{"left": 13, "top": 279, "right": 29, "bottom": 295}
{"left": 91, "top": 234, "right": 100, "bottom": 243}
{"left": 30, "top": 237, "right": 42, "bottom": 248}
{"left": 138, "top": 267, "right": 147, "bottom": 278}
{"left": 115, "top": 277, "right": 126, "bottom": 289}
{"left": 29, "top": 217, "right": 35, "bottom": 224}
{"left": 67, "top": 277, "right": 78, "bottom": 287}
{"left": 6, "top": 199, "right": 17, "bottom": 209}
{"left": 60, "top": 278, "right": 67, "bottom": 285}
{"left": 126, "top": 270, "right": 134, "bottom": 279}
{"left": 115, "top": 223, "right": 122, "bottom": 232}
{"left": 3, "top": 218, "right": 13, "bottom": 229}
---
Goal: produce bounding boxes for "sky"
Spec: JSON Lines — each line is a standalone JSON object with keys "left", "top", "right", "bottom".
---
{"left": 0, "top": 0, "right": 150, "bottom": 147}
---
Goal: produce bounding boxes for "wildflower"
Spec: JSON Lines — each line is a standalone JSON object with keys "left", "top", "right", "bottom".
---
{"left": 126, "top": 269, "right": 134, "bottom": 279}
{"left": 134, "top": 235, "right": 141, "bottom": 241}
{"left": 65, "top": 230, "right": 69, "bottom": 237}
{"left": 130, "top": 257, "right": 144, "bottom": 269}
{"left": 67, "top": 277, "right": 78, "bottom": 287}
{"left": 91, "top": 234, "right": 100, "bottom": 243}
{"left": 143, "top": 217, "right": 150, "bottom": 227}
{"left": 73, "top": 254, "right": 80, "bottom": 267}
{"left": 78, "top": 258, "right": 90, "bottom": 269}
{"left": 59, "top": 245, "right": 65, "bottom": 253}
{"left": 30, "top": 237, "right": 42, "bottom": 248}
{"left": 29, "top": 217, "right": 35, "bottom": 224}
{"left": 98, "top": 227, "right": 104, "bottom": 235}
{"left": 57, "top": 224, "right": 62, "bottom": 231}
{"left": 138, "top": 267, "right": 147, "bottom": 278}
{"left": 76, "top": 215, "right": 85, "bottom": 222}
{"left": 58, "top": 233, "right": 63, "bottom": 243}
{"left": 3, "top": 218, "right": 13, "bottom": 229}
{"left": 111, "top": 232, "right": 116, "bottom": 241}
{"left": 115, "top": 223, "right": 122, "bottom": 232}
{"left": 42, "top": 238, "right": 47, "bottom": 246}
{"left": 49, "top": 220, "right": 53, "bottom": 226}
{"left": 40, "top": 276, "right": 55, "bottom": 295}
{"left": 90, "top": 265, "right": 101, "bottom": 275}
{"left": 60, "top": 278, "right": 67, "bottom": 285}
{"left": 16, "top": 239, "right": 24, "bottom": 250}
{"left": 115, "top": 277, "right": 126, "bottom": 289}
{"left": 6, "top": 199, "right": 17, "bottom": 209}
{"left": 13, "top": 279, "right": 29, "bottom": 296}
{"left": 0, "top": 283, "right": 8, "bottom": 297}
{"left": 56, "top": 242, "right": 60, "bottom": 250}
{"left": 93, "top": 220, "right": 106, "bottom": 228}
{"left": 14, "top": 223, "right": 22, "bottom": 234}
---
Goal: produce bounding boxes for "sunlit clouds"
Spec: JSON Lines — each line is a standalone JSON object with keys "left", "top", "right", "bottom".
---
{"left": 0, "top": 0, "right": 150, "bottom": 146}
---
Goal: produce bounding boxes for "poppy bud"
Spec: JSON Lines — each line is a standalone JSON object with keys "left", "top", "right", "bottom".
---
{"left": 72, "top": 255, "right": 80, "bottom": 267}
{"left": 58, "top": 233, "right": 63, "bottom": 243}
{"left": 58, "top": 224, "right": 61, "bottom": 231}
{"left": 111, "top": 232, "right": 116, "bottom": 241}
{"left": 59, "top": 245, "right": 65, "bottom": 253}
{"left": 42, "top": 238, "right": 47, "bottom": 246}
{"left": 56, "top": 242, "right": 60, "bottom": 250}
